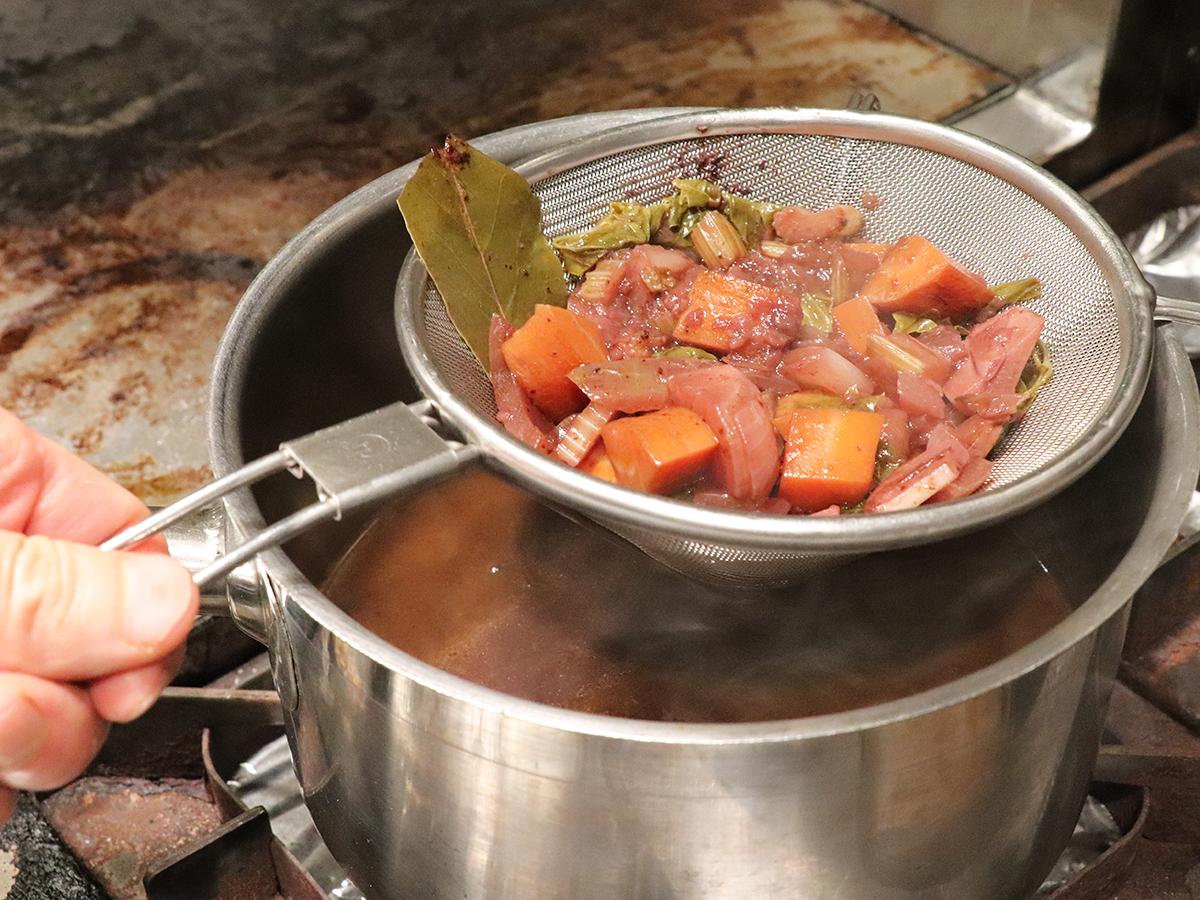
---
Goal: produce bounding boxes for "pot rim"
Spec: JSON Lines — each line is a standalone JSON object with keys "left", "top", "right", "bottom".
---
{"left": 210, "top": 108, "right": 1200, "bottom": 745}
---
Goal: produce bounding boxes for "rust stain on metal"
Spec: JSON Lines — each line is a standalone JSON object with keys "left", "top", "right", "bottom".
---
{"left": 0, "top": 0, "right": 1006, "bottom": 505}
{"left": 521, "top": 0, "right": 1004, "bottom": 125}
{"left": 0, "top": 161, "right": 365, "bottom": 504}
{"left": 40, "top": 777, "right": 221, "bottom": 900}
{"left": 1121, "top": 550, "right": 1200, "bottom": 731}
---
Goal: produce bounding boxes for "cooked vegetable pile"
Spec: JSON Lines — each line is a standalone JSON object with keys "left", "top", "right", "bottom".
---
{"left": 400, "top": 137, "right": 1052, "bottom": 516}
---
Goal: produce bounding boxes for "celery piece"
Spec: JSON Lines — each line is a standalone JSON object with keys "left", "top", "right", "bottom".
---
{"left": 801, "top": 292, "right": 834, "bottom": 334}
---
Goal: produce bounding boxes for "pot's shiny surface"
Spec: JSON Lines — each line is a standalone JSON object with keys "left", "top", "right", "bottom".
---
{"left": 209, "top": 110, "right": 1200, "bottom": 899}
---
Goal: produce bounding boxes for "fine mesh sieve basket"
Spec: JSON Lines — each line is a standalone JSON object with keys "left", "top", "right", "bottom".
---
{"left": 109, "top": 108, "right": 1164, "bottom": 590}
{"left": 395, "top": 108, "right": 1155, "bottom": 586}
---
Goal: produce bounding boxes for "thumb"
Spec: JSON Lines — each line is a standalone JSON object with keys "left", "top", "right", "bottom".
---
{"left": 0, "top": 532, "right": 198, "bottom": 682}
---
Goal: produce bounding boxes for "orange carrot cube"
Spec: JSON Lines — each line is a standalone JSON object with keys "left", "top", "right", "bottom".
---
{"left": 579, "top": 445, "right": 618, "bottom": 483}
{"left": 859, "top": 235, "right": 993, "bottom": 317}
{"left": 832, "top": 296, "right": 886, "bottom": 354}
{"left": 601, "top": 407, "right": 718, "bottom": 495}
{"left": 772, "top": 391, "right": 846, "bottom": 436}
{"left": 672, "top": 270, "right": 783, "bottom": 354}
{"left": 778, "top": 408, "right": 883, "bottom": 511}
{"left": 502, "top": 305, "right": 608, "bottom": 421}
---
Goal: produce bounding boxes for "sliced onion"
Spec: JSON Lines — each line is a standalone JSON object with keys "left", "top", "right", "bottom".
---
{"left": 779, "top": 345, "right": 875, "bottom": 400}
{"left": 668, "top": 364, "right": 780, "bottom": 501}
{"left": 868, "top": 462, "right": 958, "bottom": 512}
{"left": 956, "top": 415, "right": 1004, "bottom": 458}
{"left": 895, "top": 371, "right": 945, "bottom": 421}
{"left": 489, "top": 316, "right": 554, "bottom": 453}
{"left": 931, "top": 458, "right": 994, "bottom": 503}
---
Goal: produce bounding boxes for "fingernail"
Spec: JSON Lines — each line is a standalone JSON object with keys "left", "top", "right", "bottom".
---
{"left": 117, "top": 687, "right": 160, "bottom": 723}
{"left": 121, "top": 554, "right": 196, "bottom": 648}
{"left": 0, "top": 692, "right": 49, "bottom": 770}
{"left": 92, "top": 664, "right": 173, "bottom": 724}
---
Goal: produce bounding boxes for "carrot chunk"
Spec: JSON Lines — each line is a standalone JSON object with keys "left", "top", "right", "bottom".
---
{"left": 601, "top": 407, "right": 718, "bottom": 495}
{"left": 772, "top": 391, "right": 845, "bottom": 436}
{"left": 832, "top": 296, "right": 886, "bottom": 354}
{"left": 579, "top": 445, "right": 619, "bottom": 483}
{"left": 501, "top": 305, "right": 608, "bottom": 421}
{"left": 859, "top": 235, "right": 993, "bottom": 317}
{"left": 672, "top": 270, "right": 783, "bottom": 354}
{"left": 778, "top": 408, "right": 883, "bottom": 511}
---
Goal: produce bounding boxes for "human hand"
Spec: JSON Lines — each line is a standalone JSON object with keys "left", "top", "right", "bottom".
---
{"left": 0, "top": 408, "right": 198, "bottom": 823}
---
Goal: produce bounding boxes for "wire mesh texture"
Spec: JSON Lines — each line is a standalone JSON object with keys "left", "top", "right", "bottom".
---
{"left": 405, "top": 111, "right": 1146, "bottom": 585}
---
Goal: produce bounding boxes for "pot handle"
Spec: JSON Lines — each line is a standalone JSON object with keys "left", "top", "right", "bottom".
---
{"left": 1162, "top": 490, "right": 1200, "bottom": 565}
{"left": 1154, "top": 295, "right": 1200, "bottom": 327}
{"left": 158, "top": 501, "right": 239, "bottom": 618}
{"left": 103, "top": 400, "right": 479, "bottom": 590}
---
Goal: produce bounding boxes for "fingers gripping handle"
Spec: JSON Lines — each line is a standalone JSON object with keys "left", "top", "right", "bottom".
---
{"left": 103, "top": 401, "right": 478, "bottom": 591}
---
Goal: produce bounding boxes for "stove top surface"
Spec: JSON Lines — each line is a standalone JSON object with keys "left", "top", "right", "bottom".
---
{"left": 1, "top": 2, "right": 1198, "bottom": 897}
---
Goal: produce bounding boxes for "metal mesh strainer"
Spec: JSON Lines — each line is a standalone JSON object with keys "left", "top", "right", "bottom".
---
{"left": 396, "top": 109, "right": 1154, "bottom": 586}
{"left": 108, "top": 109, "right": 1158, "bottom": 590}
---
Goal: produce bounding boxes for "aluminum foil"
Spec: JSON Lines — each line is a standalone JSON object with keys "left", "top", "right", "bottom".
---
{"left": 229, "top": 736, "right": 1120, "bottom": 899}
{"left": 1032, "top": 795, "right": 1121, "bottom": 897}
{"left": 1125, "top": 204, "right": 1200, "bottom": 355}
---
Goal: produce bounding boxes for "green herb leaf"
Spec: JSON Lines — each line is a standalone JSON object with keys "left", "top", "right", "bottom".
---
{"left": 721, "top": 193, "right": 774, "bottom": 246}
{"left": 552, "top": 202, "right": 658, "bottom": 276}
{"left": 1016, "top": 339, "right": 1053, "bottom": 409}
{"left": 654, "top": 345, "right": 718, "bottom": 361}
{"left": 980, "top": 277, "right": 1043, "bottom": 320}
{"left": 873, "top": 430, "right": 905, "bottom": 484}
{"left": 666, "top": 178, "right": 722, "bottom": 224}
{"left": 398, "top": 136, "right": 568, "bottom": 366}
{"left": 550, "top": 178, "right": 775, "bottom": 274}
{"left": 801, "top": 292, "right": 834, "bottom": 333}
{"left": 891, "top": 312, "right": 943, "bottom": 335}
{"left": 991, "top": 277, "right": 1043, "bottom": 306}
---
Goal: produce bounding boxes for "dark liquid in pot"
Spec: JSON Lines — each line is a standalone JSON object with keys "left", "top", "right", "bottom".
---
{"left": 324, "top": 467, "right": 1073, "bottom": 723}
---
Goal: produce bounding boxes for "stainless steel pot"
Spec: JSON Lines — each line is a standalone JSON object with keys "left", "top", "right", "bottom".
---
{"left": 179, "top": 110, "right": 1200, "bottom": 899}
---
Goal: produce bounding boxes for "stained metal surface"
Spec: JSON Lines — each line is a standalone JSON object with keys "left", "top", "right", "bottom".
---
{"left": 1085, "top": 133, "right": 1200, "bottom": 736}
{"left": 0, "top": 0, "right": 1004, "bottom": 505}
{"left": 869, "top": 0, "right": 1117, "bottom": 78}
{"left": 143, "top": 808, "right": 280, "bottom": 900}
{"left": 0, "top": 796, "right": 104, "bottom": 900}
{"left": 143, "top": 688, "right": 285, "bottom": 730}
{"left": 40, "top": 778, "right": 221, "bottom": 900}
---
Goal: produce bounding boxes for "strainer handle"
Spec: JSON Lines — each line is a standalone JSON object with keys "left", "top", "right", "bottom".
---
{"left": 1154, "top": 296, "right": 1200, "bottom": 327}
{"left": 102, "top": 400, "right": 478, "bottom": 589}
{"left": 1164, "top": 491, "right": 1200, "bottom": 565}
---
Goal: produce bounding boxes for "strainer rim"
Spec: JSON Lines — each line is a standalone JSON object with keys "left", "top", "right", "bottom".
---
{"left": 395, "top": 107, "right": 1154, "bottom": 553}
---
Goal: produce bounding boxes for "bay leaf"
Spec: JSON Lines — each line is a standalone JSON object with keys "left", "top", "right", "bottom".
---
{"left": 398, "top": 135, "right": 567, "bottom": 366}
